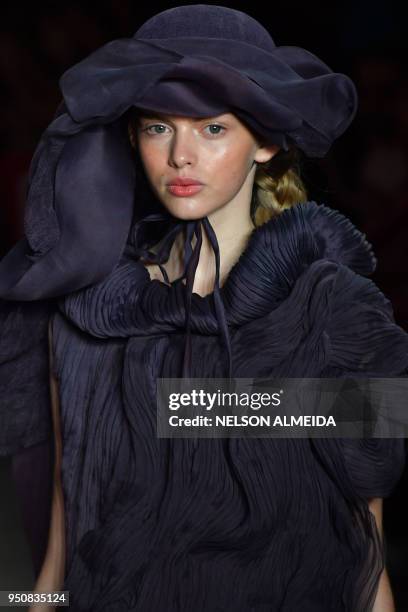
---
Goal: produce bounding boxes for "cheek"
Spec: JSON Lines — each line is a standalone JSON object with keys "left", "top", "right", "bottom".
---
{"left": 209, "top": 146, "right": 253, "bottom": 189}
{"left": 138, "top": 143, "right": 165, "bottom": 178}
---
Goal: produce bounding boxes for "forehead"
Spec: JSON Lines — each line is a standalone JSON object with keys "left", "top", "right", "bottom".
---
{"left": 137, "top": 110, "right": 234, "bottom": 122}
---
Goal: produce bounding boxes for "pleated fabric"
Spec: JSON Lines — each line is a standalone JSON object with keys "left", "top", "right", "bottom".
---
{"left": 45, "top": 201, "right": 408, "bottom": 611}
{"left": 0, "top": 298, "right": 55, "bottom": 454}
{"left": 3, "top": 201, "right": 408, "bottom": 610}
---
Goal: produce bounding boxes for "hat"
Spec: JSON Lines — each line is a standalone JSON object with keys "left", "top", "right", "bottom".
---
{"left": 0, "top": 5, "right": 359, "bottom": 376}
{"left": 63, "top": 4, "right": 358, "bottom": 156}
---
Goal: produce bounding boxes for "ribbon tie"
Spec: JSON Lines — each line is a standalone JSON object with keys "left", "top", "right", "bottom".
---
{"left": 126, "top": 212, "right": 233, "bottom": 380}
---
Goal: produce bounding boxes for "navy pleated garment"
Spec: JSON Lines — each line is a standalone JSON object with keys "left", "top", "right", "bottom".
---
{"left": 27, "top": 200, "right": 407, "bottom": 611}
{"left": 0, "top": 7, "right": 406, "bottom": 609}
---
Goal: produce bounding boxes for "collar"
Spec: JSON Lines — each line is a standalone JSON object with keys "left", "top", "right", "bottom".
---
{"left": 58, "top": 201, "right": 376, "bottom": 379}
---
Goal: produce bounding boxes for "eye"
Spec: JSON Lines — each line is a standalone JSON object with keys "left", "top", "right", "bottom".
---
{"left": 140, "top": 123, "right": 227, "bottom": 137}
{"left": 141, "top": 124, "right": 169, "bottom": 135}
{"left": 204, "top": 124, "right": 226, "bottom": 136}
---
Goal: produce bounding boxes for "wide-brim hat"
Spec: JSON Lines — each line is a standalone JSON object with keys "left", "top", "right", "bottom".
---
{"left": 0, "top": 4, "right": 358, "bottom": 302}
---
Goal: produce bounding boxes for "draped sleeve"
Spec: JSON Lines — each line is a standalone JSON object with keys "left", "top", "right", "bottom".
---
{"left": 322, "top": 264, "right": 408, "bottom": 499}
{"left": 0, "top": 298, "right": 55, "bottom": 456}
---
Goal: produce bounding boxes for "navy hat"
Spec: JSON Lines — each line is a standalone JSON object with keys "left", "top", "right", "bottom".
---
{"left": 0, "top": 5, "right": 358, "bottom": 311}
{"left": 63, "top": 4, "right": 358, "bottom": 157}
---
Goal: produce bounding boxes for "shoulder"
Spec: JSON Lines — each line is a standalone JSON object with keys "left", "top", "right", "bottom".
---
{"left": 263, "top": 203, "right": 408, "bottom": 374}
{"left": 239, "top": 200, "right": 378, "bottom": 300}
{"left": 258, "top": 200, "right": 377, "bottom": 276}
{"left": 236, "top": 201, "right": 380, "bottom": 315}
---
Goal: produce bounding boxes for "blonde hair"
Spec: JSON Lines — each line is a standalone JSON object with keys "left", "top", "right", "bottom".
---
{"left": 127, "top": 113, "right": 308, "bottom": 226}
{"left": 251, "top": 146, "right": 308, "bottom": 227}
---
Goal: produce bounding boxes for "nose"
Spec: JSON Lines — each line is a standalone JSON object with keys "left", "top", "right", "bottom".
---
{"left": 168, "top": 126, "right": 197, "bottom": 167}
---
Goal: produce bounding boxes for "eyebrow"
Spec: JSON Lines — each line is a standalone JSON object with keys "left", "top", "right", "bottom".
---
{"left": 138, "top": 112, "right": 228, "bottom": 122}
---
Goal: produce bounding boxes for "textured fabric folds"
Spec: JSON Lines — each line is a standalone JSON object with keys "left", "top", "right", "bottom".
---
{"left": 31, "top": 201, "right": 407, "bottom": 611}
{"left": 0, "top": 299, "right": 55, "bottom": 454}
{"left": 0, "top": 7, "right": 403, "bottom": 609}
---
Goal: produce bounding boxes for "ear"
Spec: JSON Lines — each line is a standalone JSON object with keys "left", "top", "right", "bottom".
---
{"left": 254, "top": 143, "right": 280, "bottom": 164}
{"left": 128, "top": 121, "right": 137, "bottom": 150}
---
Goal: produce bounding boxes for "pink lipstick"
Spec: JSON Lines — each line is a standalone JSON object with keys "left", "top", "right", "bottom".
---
{"left": 166, "top": 177, "right": 204, "bottom": 197}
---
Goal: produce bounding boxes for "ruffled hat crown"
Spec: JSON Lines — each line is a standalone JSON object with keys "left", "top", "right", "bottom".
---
{"left": 134, "top": 4, "right": 276, "bottom": 50}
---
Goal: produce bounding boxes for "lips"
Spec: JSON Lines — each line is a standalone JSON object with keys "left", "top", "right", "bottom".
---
{"left": 167, "top": 184, "right": 204, "bottom": 197}
{"left": 167, "top": 178, "right": 203, "bottom": 186}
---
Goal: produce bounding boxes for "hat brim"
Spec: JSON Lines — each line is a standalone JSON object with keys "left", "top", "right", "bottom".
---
{"left": 0, "top": 121, "right": 136, "bottom": 300}
{"left": 0, "top": 34, "right": 358, "bottom": 301}
{"left": 60, "top": 36, "right": 358, "bottom": 157}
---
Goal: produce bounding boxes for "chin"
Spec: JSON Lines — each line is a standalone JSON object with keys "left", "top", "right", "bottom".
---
{"left": 163, "top": 199, "right": 214, "bottom": 221}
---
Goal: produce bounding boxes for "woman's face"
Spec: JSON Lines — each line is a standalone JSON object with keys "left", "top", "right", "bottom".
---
{"left": 134, "top": 111, "right": 279, "bottom": 220}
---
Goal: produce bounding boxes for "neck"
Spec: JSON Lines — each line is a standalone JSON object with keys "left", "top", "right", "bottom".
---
{"left": 149, "top": 165, "right": 258, "bottom": 296}
{"left": 169, "top": 197, "right": 256, "bottom": 296}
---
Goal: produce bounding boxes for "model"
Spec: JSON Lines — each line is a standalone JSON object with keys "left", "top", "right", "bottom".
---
{"left": 0, "top": 5, "right": 407, "bottom": 611}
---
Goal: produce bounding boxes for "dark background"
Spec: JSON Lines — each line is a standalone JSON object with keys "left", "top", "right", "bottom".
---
{"left": 0, "top": 0, "right": 407, "bottom": 608}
